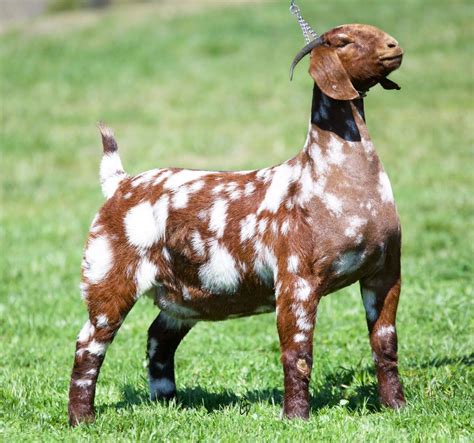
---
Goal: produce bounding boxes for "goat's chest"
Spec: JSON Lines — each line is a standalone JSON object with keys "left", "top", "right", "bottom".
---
{"left": 306, "top": 166, "right": 400, "bottom": 289}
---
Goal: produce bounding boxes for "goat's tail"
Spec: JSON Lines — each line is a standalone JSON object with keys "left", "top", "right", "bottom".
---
{"left": 98, "top": 122, "right": 127, "bottom": 199}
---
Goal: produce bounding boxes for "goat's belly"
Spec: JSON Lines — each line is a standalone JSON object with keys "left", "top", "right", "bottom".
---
{"left": 149, "top": 283, "right": 276, "bottom": 321}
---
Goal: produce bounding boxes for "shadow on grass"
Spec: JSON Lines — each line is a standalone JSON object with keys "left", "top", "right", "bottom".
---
{"left": 102, "top": 352, "right": 473, "bottom": 416}
{"left": 408, "top": 353, "right": 473, "bottom": 368}
{"left": 177, "top": 366, "right": 381, "bottom": 414}
{"left": 101, "top": 365, "right": 381, "bottom": 415}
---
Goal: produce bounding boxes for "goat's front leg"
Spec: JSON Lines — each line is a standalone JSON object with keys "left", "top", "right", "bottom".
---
{"left": 360, "top": 264, "right": 405, "bottom": 409}
{"left": 276, "top": 276, "right": 319, "bottom": 419}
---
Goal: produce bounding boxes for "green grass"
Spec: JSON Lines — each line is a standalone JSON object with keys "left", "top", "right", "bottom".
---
{"left": 1, "top": 1, "right": 473, "bottom": 441}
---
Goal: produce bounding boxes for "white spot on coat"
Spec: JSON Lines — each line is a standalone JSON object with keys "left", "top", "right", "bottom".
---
{"left": 75, "top": 379, "right": 93, "bottom": 388}
{"left": 378, "top": 171, "right": 394, "bottom": 203}
{"left": 240, "top": 214, "right": 257, "bottom": 242}
{"left": 281, "top": 219, "right": 290, "bottom": 235}
{"left": 225, "top": 182, "right": 238, "bottom": 193}
{"left": 324, "top": 193, "right": 343, "bottom": 216}
{"left": 296, "top": 316, "right": 312, "bottom": 332}
{"left": 256, "top": 167, "right": 273, "bottom": 183}
{"left": 271, "top": 220, "right": 278, "bottom": 234}
{"left": 209, "top": 199, "right": 228, "bottom": 238}
{"left": 309, "top": 144, "right": 329, "bottom": 175}
{"left": 229, "top": 189, "right": 242, "bottom": 200}
{"left": 164, "top": 170, "right": 214, "bottom": 190}
{"left": 199, "top": 240, "right": 240, "bottom": 293}
{"left": 153, "top": 195, "right": 170, "bottom": 240}
{"left": 258, "top": 164, "right": 295, "bottom": 213}
{"left": 326, "top": 135, "right": 346, "bottom": 166}
{"left": 295, "top": 278, "right": 311, "bottom": 301}
{"left": 344, "top": 216, "right": 367, "bottom": 238}
{"left": 83, "top": 236, "right": 113, "bottom": 284}
{"left": 294, "top": 305, "right": 312, "bottom": 331}
{"left": 212, "top": 183, "right": 225, "bottom": 194}
{"left": 287, "top": 255, "right": 299, "bottom": 273}
{"left": 293, "top": 333, "right": 307, "bottom": 343}
{"left": 258, "top": 218, "right": 268, "bottom": 234}
{"left": 244, "top": 182, "right": 256, "bottom": 196}
{"left": 85, "top": 340, "right": 109, "bottom": 356}
{"left": 124, "top": 202, "right": 157, "bottom": 248}
{"left": 297, "top": 164, "right": 314, "bottom": 206}
{"left": 172, "top": 187, "right": 190, "bottom": 209}
{"left": 77, "top": 320, "right": 95, "bottom": 343}
{"left": 254, "top": 241, "right": 277, "bottom": 286}
{"left": 135, "top": 258, "right": 158, "bottom": 297}
{"left": 131, "top": 170, "right": 160, "bottom": 188}
{"left": 96, "top": 314, "right": 109, "bottom": 328}
{"left": 153, "top": 170, "right": 173, "bottom": 186}
{"left": 376, "top": 325, "right": 395, "bottom": 338}
{"left": 191, "top": 231, "right": 206, "bottom": 257}
{"left": 124, "top": 197, "right": 169, "bottom": 249}
{"left": 189, "top": 180, "right": 205, "bottom": 193}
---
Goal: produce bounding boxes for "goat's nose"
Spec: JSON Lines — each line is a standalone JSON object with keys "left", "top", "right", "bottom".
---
{"left": 386, "top": 38, "right": 399, "bottom": 49}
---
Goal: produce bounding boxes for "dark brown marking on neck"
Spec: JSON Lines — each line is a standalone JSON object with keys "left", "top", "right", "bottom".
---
{"left": 310, "top": 85, "right": 365, "bottom": 142}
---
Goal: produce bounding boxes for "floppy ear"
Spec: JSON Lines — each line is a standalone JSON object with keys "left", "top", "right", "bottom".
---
{"left": 309, "top": 46, "right": 359, "bottom": 100}
{"left": 379, "top": 77, "right": 401, "bottom": 90}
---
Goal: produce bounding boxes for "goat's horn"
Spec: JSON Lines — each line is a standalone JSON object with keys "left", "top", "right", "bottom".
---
{"left": 290, "top": 36, "right": 324, "bottom": 80}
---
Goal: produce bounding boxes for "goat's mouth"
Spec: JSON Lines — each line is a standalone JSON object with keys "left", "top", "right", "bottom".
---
{"left": 379, "top": 49, "right": 403, "bottom": 66}
{"left": 379, "top": 54, "right": 403, "bottom": 71}
{"left": 380, "top": 54, "right": 403, "bottom": 62}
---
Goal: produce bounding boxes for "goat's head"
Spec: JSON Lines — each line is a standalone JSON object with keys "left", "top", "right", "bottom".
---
{"left": 290, "top": 24, "right": 403, "bottom": 100}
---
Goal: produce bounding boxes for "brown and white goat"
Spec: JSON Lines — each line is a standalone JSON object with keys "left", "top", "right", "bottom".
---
{"left": 68, "top": 24, "right": 406, "bottom": 425}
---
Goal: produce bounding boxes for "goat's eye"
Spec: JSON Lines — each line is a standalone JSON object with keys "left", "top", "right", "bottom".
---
{"left": 334, "top": 34, "right": 353, "bottom": 47}
{"left": 338, "top": 39, "right": 353, "bottom": 47}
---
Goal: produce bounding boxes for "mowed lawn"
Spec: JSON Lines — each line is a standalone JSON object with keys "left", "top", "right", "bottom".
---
{"left": 1, "top": 1, "right": 473, "bottom": 441}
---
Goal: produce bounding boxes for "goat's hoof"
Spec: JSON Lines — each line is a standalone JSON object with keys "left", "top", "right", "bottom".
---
{"left": 281, "top": 407, "right": 310, "bottom": 420}
{"left": 68, "top": 409, "right": 96, "bottom": 427}
{"left": 381, "top": 395, "right": 406, "bottom": 410}
{"left": 150, "top": 391, "right": 177, "bottom": 403}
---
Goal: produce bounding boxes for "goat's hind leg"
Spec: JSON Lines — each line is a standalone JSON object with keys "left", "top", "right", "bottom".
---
{"left": 68, "top": 284, "right": 137, "bottom": 426}
{"left": 147, "top": 311, "right": 195, "bottom": 401}
{"left": 360, "top": 268, "right": 406, "bottom": 409}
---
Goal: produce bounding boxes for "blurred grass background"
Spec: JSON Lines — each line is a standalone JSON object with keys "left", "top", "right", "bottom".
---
{"left": 1, "top": 0, "right": 473, "bottom": 441}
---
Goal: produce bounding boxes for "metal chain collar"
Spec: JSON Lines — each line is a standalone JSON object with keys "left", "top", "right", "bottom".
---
{"left": 290, "top": 0, "right": 318, "bottom": 44}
